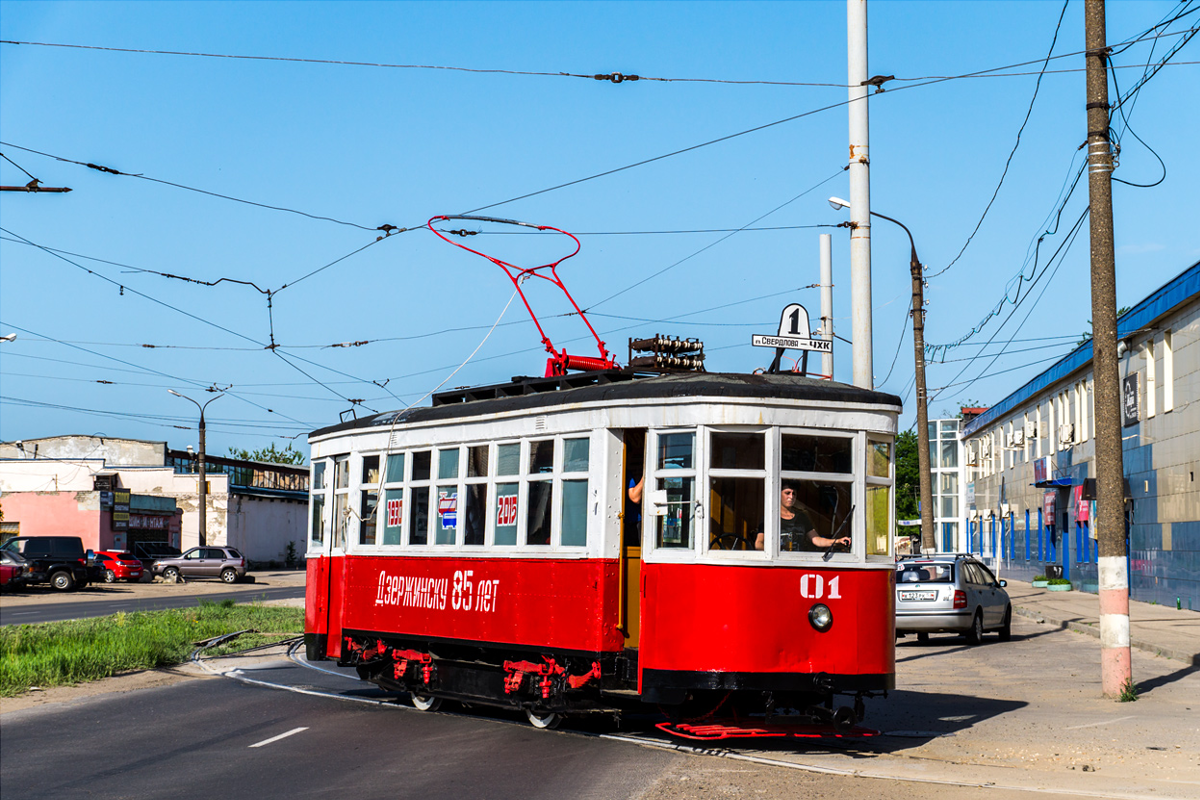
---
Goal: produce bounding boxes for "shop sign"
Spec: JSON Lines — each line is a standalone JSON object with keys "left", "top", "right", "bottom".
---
{"left": 1073, "top": 485, "right": 1089, "bottom": 522}
{"left": 1033, "top": 457, "right": 1047, "bottom": 484}
{"left": 1043, "top": 491, "right": 1056, "bottom": 521}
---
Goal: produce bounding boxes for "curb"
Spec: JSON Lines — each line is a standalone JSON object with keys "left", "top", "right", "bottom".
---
{"left": 1013, "top": 604, "right": 1199, "bottom": 667}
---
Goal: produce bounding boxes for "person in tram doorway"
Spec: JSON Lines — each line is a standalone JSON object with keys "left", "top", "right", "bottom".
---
{"left": 627, "top": 475, "right": 644, "bottom": 534}
{"left": 755, "top": 482, "right": 851, "bottom": 552}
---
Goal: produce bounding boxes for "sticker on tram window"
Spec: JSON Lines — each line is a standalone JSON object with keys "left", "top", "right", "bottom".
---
{"left": 799, "top": 573, "right": 843, "bottom": 600}
{"left": 438, "top": 491, "right": 458, "bottom": 529}
{"left": 386, "top": 497, "right": 403, "bottom": 528}
{"left": 375, "top": 569, "right": 501, "bottom": 614}
{"left": 496, "top": 493, "right": 518, "bottom": 527}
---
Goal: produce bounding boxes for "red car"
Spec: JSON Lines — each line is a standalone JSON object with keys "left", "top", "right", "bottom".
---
{"left": 0, "top": 550, "right": 28, "bottom": 591}
{"left": 95, "top": 551, "right": 144, "bottom": 583}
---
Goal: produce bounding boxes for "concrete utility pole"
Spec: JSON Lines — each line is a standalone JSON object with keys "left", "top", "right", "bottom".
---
{"left": 1084, "top": 0, "right": 1132, "bottom": 700}
{"left": 847, "top": 0, "right": 873, "bottom": 390}
{"left": 169, "top": 389, "right": 224, "bottom": 548}
{"left": 819, "top": 234, "right": 835, "bottom": 379}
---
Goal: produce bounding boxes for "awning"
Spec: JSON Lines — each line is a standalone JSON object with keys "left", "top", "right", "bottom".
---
{"left": 1033, "top": 478, "right": 1075, "bottom": 489}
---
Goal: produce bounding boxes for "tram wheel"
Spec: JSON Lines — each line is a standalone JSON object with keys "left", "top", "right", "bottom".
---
{"left": 411, "top": 693, "right": 443, "bottom": 712}
{"left": 525, "top": 708, "right": 562, "bottom": 730}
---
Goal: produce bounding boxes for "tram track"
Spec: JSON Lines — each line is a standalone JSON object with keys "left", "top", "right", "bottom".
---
{"left": 180, "top": 640, "right": 1189, "bottom": 800}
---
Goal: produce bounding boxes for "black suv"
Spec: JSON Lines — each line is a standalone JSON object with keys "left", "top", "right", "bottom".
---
{"left": 0, "top": 536, "right": 91, "bottom": 591}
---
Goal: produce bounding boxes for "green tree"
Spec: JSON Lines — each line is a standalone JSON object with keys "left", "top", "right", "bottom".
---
{"left": 227, "top": 442, "right": 307, "bottom": 465}
{"left": 895, "top": 429, "right": 919, "bottom": 521}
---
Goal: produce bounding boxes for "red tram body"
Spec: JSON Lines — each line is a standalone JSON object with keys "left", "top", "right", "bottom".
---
{"left": 305, "top": 371, "right": 901, "bottom": 729}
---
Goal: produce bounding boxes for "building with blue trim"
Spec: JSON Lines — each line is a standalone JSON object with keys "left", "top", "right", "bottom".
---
{"left": 960, "top": 261, "right": 1199, "bottom": 609}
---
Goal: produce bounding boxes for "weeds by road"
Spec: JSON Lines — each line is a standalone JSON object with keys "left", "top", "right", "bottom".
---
{"left": 0, "top": 600, "right": 303, "bottom": 696}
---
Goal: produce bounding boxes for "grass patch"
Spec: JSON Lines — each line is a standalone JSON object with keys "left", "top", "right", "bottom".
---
{"left": 0, "top": 600, "right": 303, "bottom": 696}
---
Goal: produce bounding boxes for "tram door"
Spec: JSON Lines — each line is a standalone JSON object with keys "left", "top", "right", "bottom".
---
{"left": 620, "top": 429, "right": 647, "bottom": 649}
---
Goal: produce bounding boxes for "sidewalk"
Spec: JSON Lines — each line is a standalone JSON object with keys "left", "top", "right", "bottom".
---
{"left": 1006, "top": 579, "right": 1200, "bottom": 667}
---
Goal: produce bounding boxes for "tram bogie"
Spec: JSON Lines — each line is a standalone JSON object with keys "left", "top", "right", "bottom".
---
{"left": 305, "top": 370, "right": 901, "bottom": 731}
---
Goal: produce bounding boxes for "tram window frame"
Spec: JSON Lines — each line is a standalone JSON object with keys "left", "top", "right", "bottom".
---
{"left": 525, "top": 438, "right": 555, "bottom": 547}
{"left": 381, "top": 452, "right": 406, "bottom": 547}
{"left": 864, "top": 435, "right": 895, "bottom": 558}
{"left": 408, "top": 450, "right": 432, "bottom": 547}
{"left": 775, "top": 429, "right": 856, "bottom": 560}
{"left": 309, "top": 459, "right": 328, "bottom": 550}
{"left": 434, "top": 447, "right": 461, "bottom": 546}
{"left": 648, "top": 429, "right": 698, "bottom": 556}
{"left": 705, "top": 428, "right": 769, "bottom": 558}
{"left": 332, "top": 455, "right": 351, "bottom": 550}
{"left": 462, "top": 444, "right": 489, "bottom": 548}
{"left": 359, "top": 455, "right": 381, "bottom": 546}
{"left": 493, "top": 440, "right": 522, "bottom": 547}
{"left": 560, "top": 436, "right": 591, "bottom": 547}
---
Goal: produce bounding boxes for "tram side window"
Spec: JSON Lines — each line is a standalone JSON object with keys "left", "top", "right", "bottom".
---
{"left": 436, "top": 448, "right": 459, "bottom": 546}
{"left": 494, "top": 443, "right": 520, "bottom": 546}
{"left": 463, "top": 445, "right": 489, "bottom": 546}
{"left": 776, "top": 434, "right": 854, "bottom": 554}
{"left": 382, "top": 453, "right": 404, "bottom": 546}
{"left": 332, "top": 455, "right": 350, "bottom": 549}
{"left": 360, "top": 455, "right": 380, "bottom": 545}
{"left": 655, "top": 432, "right": 695, "bottom": 549}
{"left": 409, "top": 450, "right": 431, "bottom": 546}
{"left": 310, "top": 461, "right": 327, "bottom": 547}
{"left": 708, "top": 432, "right": 765, "bottom": 553}
{"left": 561, "top": 437, "right": 590, "bottom": 547}
{"left": 865, "top": 437, "right": 894, "bottom": 556}
{"left": 526, "top": 440, "right": 555, "bottom": 546}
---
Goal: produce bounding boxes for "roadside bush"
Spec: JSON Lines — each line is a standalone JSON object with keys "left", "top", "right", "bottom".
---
{"left": 1047, "top": 577, "right": 1072, "bottom": 586}
{"left": 0, "top": 604, "right": 302, "bottom": 696}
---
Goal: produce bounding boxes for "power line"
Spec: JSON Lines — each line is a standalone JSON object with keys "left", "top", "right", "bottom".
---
{"left": 585, "top": 167, "right": 845, "bottom": 311}
{"left": 0, "top": 141, "right": 405, "bottom": 235}
{"left": 435, "top": 224, "right": 841, "bottom": 236}
{"left": 930, "top": 0, "right": 1070, "bottom": 279}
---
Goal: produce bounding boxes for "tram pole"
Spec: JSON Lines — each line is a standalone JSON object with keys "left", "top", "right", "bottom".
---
{"left": 1084, "top": 0, "right": 1132, "bottom": 700}
{"left": 820, "top": 234, "right": 834, "bottom": 379}
{"left": 847, "top": 0, "right": 873, "bottom": 390}
{"left": 169, "top": 389, "right": 224, "bottom": 548}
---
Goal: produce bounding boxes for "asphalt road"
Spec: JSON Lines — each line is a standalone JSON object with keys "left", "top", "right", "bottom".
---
{"left": 0, "top": 585, "right": 305, "bottom": 625}
{"left": 0, "top": 676, "right": 680, "bottom": 800}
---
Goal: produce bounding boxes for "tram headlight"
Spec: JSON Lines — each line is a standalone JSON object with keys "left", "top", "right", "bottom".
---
{"left": 808, "top": 603, "right": 833, "bottom": 632}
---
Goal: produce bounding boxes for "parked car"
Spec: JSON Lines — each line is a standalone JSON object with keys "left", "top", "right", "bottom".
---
{"left": 152, "top": 546, "right": 247, "bottom": 583}
{"left": 0, "top": 536, "right": 91, "bottom": 591}
{"left": 94, "top": 550, "right": 145, "bottom": 583}
{"left": 895, "top": 554, "right": 1012, "bottom": 644}
{"left": 0, "top": 550, "right": 28, "bottom": 591}
{"left": 131, "top": 541, "right": 182, "bottom": 563}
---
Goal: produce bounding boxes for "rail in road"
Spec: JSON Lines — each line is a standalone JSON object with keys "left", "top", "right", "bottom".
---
{"left": 0, "top": 584, "right": 305, "bottom": 626}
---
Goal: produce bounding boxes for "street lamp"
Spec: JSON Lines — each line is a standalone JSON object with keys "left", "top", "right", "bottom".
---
{"left": 169, "top": 389, "right": 224, "bottom": 547}
{"left": 830, "top": 197, "right": 936, "bottom": 554}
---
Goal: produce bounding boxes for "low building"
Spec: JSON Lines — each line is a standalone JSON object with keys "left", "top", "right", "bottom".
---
{"left": 0, "top": 436, "right": 308, "bottom": 564}
{"left": 960, "top": 261, "right": 1198, "bottom": 609}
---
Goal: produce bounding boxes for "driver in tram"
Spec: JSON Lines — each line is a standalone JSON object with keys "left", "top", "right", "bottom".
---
{"left": 755, "top": 482, "right": 851, "bottom": 552}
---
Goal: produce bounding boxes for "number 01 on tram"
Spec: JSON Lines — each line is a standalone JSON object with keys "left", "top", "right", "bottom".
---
{"left": 304, "top": 370, "right": 901, "bottom": 730}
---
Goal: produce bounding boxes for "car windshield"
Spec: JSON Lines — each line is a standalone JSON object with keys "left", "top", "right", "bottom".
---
{"left": 897, "top": 563, "right": 954, "bottom": 583}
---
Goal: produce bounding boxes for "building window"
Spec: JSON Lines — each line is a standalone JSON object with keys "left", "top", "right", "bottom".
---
{"left": 1163, "top": 329, "right": 1174, "bottom": 412}
{"left": 1144, "top": 339, "right": 1156, "bottom": 418}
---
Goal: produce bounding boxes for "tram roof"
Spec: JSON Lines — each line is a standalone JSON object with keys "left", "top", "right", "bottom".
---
{"left": 310, "top": 371, "right": 903, "bottom": 439}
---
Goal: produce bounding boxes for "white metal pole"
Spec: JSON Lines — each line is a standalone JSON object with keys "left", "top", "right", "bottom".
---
{"left": 819, "top": 234, "right": 834, "bottom": 379}
{"left": 847, "top": 0, "right": 873, "bottom": 389}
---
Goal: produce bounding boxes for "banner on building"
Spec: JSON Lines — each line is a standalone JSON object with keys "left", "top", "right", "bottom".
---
{"left": 1043, "top": 491, "right": 1056, "bottom": 523}
{"left": 1122, "top": 373, "right": 1140, "bottom": 427}
{"left": 1033, "top": 457, "right": 1047, "bottom": 484}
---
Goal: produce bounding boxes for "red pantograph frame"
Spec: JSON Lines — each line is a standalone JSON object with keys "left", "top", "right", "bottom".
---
{"left": 427, "top": 215, "right": 618, "bottom": 376}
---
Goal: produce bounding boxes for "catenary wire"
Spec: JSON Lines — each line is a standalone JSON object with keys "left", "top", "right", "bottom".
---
{"left": 930, "top": 0, "right": 1070, "bottom": 279}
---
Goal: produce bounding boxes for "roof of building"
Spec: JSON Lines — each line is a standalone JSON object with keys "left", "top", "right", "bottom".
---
{"left": 962, "top": 259, "right": 1200, "bottom": 438}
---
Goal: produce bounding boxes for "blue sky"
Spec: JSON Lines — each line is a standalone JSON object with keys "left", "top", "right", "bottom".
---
{"left": 2, "top": 1, "right": 1197, "bottom": 457}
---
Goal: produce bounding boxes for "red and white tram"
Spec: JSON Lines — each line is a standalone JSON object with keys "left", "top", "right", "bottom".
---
{"left": 305, "top": 369, "right": 901, "bottom": 732}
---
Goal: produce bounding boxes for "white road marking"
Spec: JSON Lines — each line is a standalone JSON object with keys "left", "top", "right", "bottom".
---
{"left": 1063, "top": 715, "right": 1135, "bottom": 730}
{"left": 249, "top": 727, "right": 309, "bottom": 748}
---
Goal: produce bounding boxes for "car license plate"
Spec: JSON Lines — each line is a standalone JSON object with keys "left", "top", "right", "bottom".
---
{"left": 899, "top": 590, "right": 936, "bottom": 601}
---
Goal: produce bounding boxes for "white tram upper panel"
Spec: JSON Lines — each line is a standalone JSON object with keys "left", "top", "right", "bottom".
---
{"left": 307, "top": 372, "right": 903, "bottom": 565}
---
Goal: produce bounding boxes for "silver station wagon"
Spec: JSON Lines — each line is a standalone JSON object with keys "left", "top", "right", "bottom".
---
{"left": 895, "top": 554, "right": 1012, "bottom": 644}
